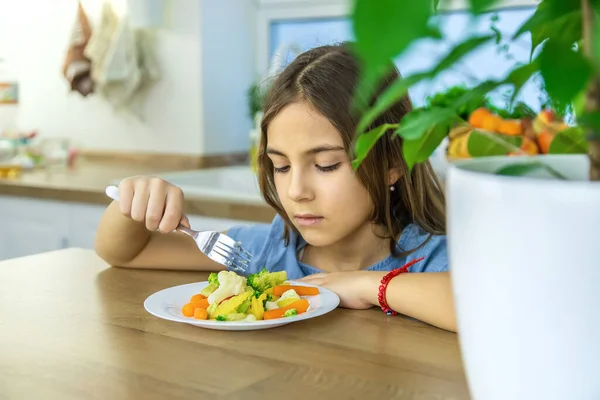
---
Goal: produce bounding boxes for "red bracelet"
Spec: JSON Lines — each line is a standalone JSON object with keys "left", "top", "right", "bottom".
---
{"left": 378, "top": 257, "right": 424, "bottom": 315}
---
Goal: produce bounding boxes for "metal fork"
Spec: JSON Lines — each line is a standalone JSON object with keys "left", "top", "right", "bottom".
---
{"left": 104, "top": 185, "right": 252, "bottom": 272}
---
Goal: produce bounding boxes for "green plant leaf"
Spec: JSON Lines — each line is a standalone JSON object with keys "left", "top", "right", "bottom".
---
{"left": 572, "top": 89, "right": 587, "bottom": 120}
{"left": 356, "top": 72, "right": 429, "bottom": 134}
{"left": 491, "top": 25, "right": 502, "bottom": 44}
{"left": 534, "top": 12, "right": 580, "bottom": 55}
{"left": 352, "top": 0, "right": 432, "bottom": 63}
{"left": 548, "top": 127, "right": 589, "bottom": 154}
{"left": 356, "top": 34, "right": 494, "bottom": 135}
{"left": 425, "top": 85, "right": 487, "bottom": 120}
{"left": 514, "top": 0, "right": 581, "bottom": 59}
{"left": 352, "top": 123, "right": 398, "bottom": 169}
{"left": 432, "top": 35, "right": 495, "bottom": 75}
{"left": 402, "top": 122, "right": 450, "bottom": 171}
{"left": 495, "top": 163, "right": 545, "bottom": 176}
{"left": 577, "top": 111, "right": 600, "bottom": 132}
{"left": 540, "top": 40, "right": 592, "bottom": 106}
{"left": 504, "top": 58, "right": 540, "bottom": 104}
{"left": 469, "top": 0, "right": 499, "bottom": 14}
{"left": 467, "top": 130, "right": 523, "bottom": 157}
{"left": 495, "top": 162, "right": 568, "bottom": 179}
{"left": 451, "top": 80, "right": 502, "bottom": 112}
{"left": 396, "top": 108, "right": 456, "bottom": 141}
{"left": 425, "top": 24, "right": 443, "bottom": 39}
{"left": 351, "top": 62, "right": 394, "bottom": 113}
{"left": 352, "top": 0, "right": 432, "bottom": 100}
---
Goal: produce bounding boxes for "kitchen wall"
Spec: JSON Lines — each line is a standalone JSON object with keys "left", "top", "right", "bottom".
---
{"left": 0, "top": 0, "right": 256, "bottom": 155}
{"left": 201, "top": 0, "right": 257, "bottom": 155}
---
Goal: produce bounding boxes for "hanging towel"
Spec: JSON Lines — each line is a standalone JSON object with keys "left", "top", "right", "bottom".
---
{"left": 85, "top": 1, "right": 160, "bottom": 112}
{"left": 62, "top": 1, "right": 94, "bottom": 97}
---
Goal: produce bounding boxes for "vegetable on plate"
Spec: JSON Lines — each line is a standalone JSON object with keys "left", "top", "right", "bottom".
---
{"left": 180, "top": 268, "right": 320, "bottom": 322}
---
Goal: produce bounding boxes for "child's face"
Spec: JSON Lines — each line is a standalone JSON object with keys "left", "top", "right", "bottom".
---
{"left": 266, "top": 102, "right": 375, "bottom": 247}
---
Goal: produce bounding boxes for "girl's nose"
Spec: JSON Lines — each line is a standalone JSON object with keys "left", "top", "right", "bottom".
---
{"left": 287, "top": 170, "right": 314, "bottom": 202}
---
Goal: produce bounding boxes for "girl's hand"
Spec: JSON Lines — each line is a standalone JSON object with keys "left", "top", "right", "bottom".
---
{"left": 117, "top": 176, "right": 190, "bottom": 233}
{"left": 298, "top": 271, "right": 385, "bottom": 309}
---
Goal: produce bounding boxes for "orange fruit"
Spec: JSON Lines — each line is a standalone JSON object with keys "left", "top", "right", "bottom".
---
{"left": 468, "top": 108, "right": 491, "bottom": 129}
{"left": 537, "top": 131, "right": 554, "bottom": 154}
{"left": 520, "top": 136, "right": 539, "bottom": 155}
{"left": 497, "top": 120, "right": 523, "bottom": 136}
{"left": 481, "top": 115, "right": 503, "bottom": 132}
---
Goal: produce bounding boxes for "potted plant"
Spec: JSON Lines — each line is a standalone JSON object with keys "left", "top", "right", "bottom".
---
{"left": 350, "top": 0, "right": 600, "bottom": 399}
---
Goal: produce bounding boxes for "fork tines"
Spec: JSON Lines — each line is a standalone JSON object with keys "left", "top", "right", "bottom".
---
{"left": 212, "top": 237, "right": 253, "bottom": 273}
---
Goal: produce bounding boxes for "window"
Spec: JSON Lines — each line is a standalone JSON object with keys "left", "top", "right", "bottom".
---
{"left": 269, "top": 17, "right": 350, "bottom": 64}
{"left": 267, "top": 7, "right": 542, "bottom": 110}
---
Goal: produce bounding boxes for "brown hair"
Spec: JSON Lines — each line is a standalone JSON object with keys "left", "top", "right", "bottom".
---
{"left": 257, "top": 43, "right": 446, "bottom": 256}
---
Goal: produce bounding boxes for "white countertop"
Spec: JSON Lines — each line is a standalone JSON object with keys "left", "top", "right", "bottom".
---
{"left": 147, "top": 166, "right": 266, "bottom": 205}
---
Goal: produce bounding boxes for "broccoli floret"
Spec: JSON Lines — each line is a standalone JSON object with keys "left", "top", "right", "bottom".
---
{"left": 261, "top": 294, "right": 274, "bottom": 308}
{"left": 246, "top": 268, "right": 287, "bottom": 293}
{"left": 283, "top": 308, "right": 298, "bottom": 317}
{"left": 200, "top": 283, "right": 218, "bottom": 297}
{"left": 253, "top": 291, "right": 273, "bottom": 302}
{"left": 208, "top": 272, "right": 219, "bottom": 285}
{"left": 215, "top": 313, "right": 246, "bottom": 321}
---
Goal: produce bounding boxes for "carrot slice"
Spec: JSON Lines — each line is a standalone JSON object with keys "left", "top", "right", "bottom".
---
{"left": 263, "top": 299, "right": 310, "bottom": 320}
{"left": 273, "top": 285, "right": 319, "bottom": 297}
{"left": 190, "top": 294, "right": 207, "bottom": 302}
{"left": 193, "top": 308, "right": 208, "bottom": 320}
{"left": 181, "top": 303, "right": 195, "bottom": 317}
{"left": 190, "top": 298, "right": 209, "bottom": 309}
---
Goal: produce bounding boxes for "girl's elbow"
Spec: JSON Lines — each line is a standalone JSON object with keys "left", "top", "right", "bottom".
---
{"left": 443, "top": 319, "right": 458, "bottom": 333}
{"left": 93, "top": 237, "right": 132, "bottom": 268}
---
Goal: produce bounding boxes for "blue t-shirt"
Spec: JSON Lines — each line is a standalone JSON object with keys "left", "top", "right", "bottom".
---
{"left": 227, "top": 215, "right": 448, "bottom": 279}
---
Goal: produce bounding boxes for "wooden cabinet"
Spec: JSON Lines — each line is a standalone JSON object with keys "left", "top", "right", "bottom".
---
{"left": 0, "top": 197, "right": 70, "bottom": 260}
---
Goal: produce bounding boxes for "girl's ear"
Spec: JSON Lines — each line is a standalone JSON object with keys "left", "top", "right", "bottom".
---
{"left": 388, "top": 167, "right": 403, "bottom": 186}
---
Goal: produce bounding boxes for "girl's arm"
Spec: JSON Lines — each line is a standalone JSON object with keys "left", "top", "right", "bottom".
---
{"left": 364, "top": 271, "right": 456, "bottom": 332}
{"left": 94, "top": 202, "right": 223, "bottom": 271}
{"left": 94, "top": 178, "right": 225, "bottom": 271}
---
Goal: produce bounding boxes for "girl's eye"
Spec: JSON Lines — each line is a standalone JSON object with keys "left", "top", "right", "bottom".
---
{"left": 273, "top": 165, "right": 290, "bottom": 173}
{"left": 316, "top": 163, "right": 341, "bottom": 172}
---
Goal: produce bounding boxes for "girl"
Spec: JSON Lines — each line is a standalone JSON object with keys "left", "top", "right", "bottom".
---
{"left": 95, "top": 43, "right": 456, "bottom": 332}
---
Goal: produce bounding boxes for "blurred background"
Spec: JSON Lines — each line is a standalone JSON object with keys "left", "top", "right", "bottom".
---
{"left": 0, "top": 0, "right": 543, "bottom": 260}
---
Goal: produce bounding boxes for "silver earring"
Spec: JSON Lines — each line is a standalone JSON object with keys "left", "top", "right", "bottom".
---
{"left": 390, "top": 185, "right": 395, "bottom": 192}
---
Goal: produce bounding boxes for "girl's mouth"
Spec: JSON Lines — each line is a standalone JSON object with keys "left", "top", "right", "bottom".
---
{"left": 294, "top": 214, "right": 324, "bottom": 227}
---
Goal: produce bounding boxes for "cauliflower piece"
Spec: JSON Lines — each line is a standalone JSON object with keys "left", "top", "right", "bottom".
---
{"left": 265, "top": 289, "right": 300, "bottom": 310}
{"left": 207, "top": 270, "right": 247, "bottom": 305}
{"left": 277, "top": 289, "right": 301, "bottom": 307}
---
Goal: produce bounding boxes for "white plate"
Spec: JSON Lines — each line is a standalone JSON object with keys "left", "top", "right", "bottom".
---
{"left": 143, "top": 280, "right": 341, "bottom": 331}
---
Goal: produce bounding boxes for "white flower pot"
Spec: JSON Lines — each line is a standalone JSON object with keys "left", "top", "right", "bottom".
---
{"left": 446, "top": 155, "right": 600, "bottom": 400}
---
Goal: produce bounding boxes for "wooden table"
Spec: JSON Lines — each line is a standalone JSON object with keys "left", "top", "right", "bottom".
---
{"left": 0, "top": 249, "right": 470, "bottom": 400}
